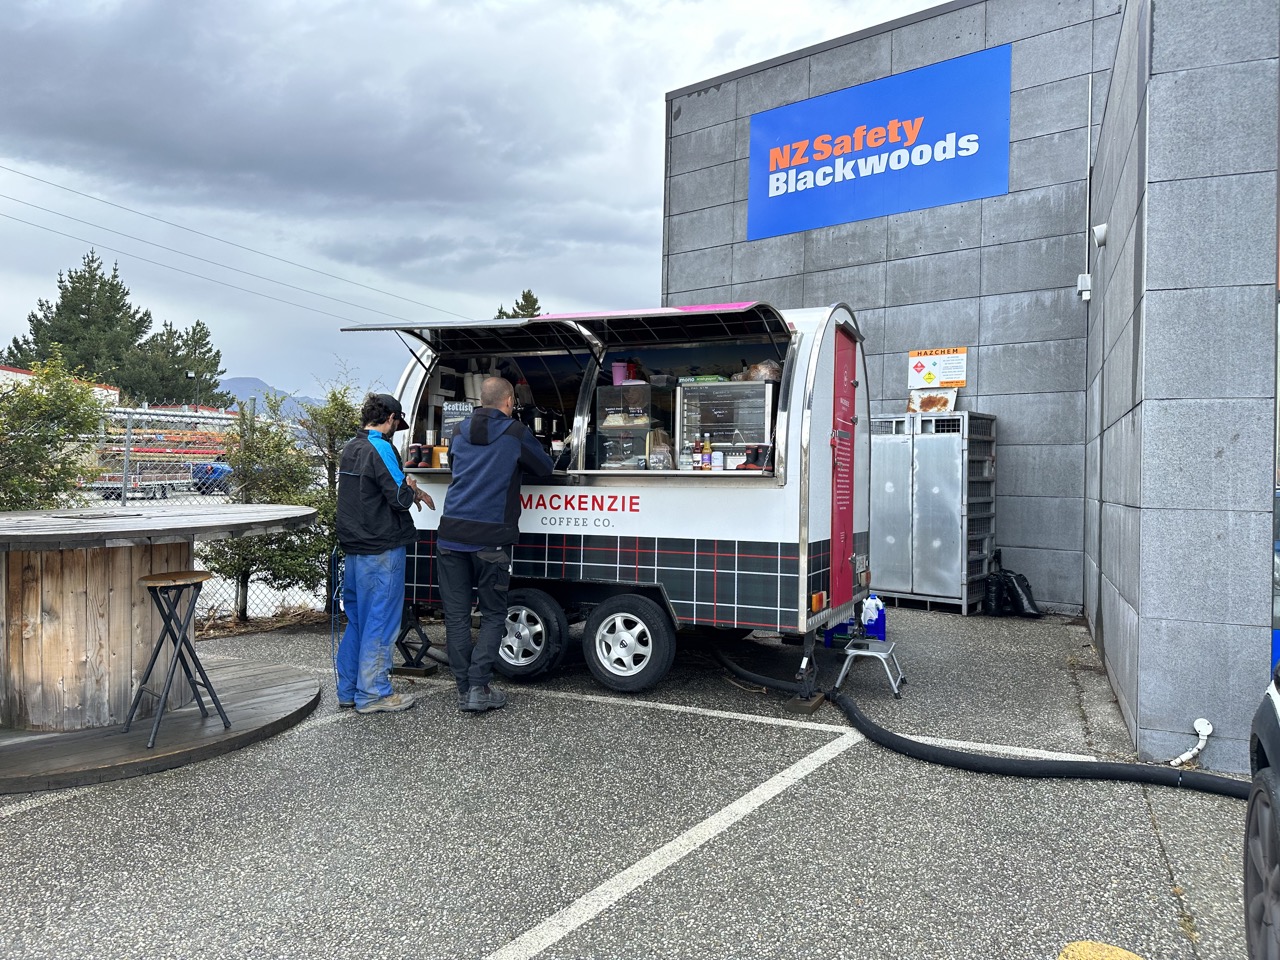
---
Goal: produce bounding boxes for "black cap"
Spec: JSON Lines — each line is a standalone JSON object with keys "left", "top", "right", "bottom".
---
{"left": 375, "top": 393, "right": 409, "bottom": 431}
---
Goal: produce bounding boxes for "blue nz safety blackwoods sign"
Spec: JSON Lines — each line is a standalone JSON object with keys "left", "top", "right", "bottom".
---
{"left": 747, "top": 45, "right": 1011, "bottom": 241}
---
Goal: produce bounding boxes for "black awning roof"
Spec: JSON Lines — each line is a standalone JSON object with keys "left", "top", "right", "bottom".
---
{"left": 567, "top": 302, "right": 790, "bottom": 348}
{"left": 342, "top": 302, "right": 792, "bottom": 358}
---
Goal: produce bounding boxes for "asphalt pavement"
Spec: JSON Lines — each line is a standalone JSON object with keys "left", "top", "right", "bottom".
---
{"left": 0, "top": 607, "right": 1249, "bottom": 960}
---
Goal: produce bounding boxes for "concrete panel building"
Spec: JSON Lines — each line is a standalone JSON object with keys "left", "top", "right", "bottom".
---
{"left": 662, "top": 0, "right": 1279, "bottom": 772}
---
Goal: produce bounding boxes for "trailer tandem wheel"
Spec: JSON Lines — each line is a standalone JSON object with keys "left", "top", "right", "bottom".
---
{"left": 582, "top": 594, "right": 677, "bottom": 693}
{"left": 495, "top": 589, "right": 569, "bottom": 681}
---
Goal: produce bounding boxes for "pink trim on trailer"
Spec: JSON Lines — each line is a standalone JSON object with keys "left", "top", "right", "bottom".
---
{"left": 529, "top": 303, "right": 758, "bottom": 321}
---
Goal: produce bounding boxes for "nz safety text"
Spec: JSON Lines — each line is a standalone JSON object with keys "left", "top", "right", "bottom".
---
{"left": 768, "top": 120, "right": 979, "bottom": 198}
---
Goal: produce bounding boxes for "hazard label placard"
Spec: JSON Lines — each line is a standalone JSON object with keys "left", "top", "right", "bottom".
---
{"left": 908, "top": 347, "right": 967, "bottom": 389}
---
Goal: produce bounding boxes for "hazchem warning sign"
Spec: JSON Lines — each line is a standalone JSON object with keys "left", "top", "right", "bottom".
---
{"left": 908, "top": 347, "right": 967, "bottom": 388}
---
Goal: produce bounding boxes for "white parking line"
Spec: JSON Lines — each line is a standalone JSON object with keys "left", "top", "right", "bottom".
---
{"left": 283, "top": 658, "right": 1093, "bottom": 754}
{"left": 0, "top": 787, "right": 94, "bottom": 820}
{"left": 527, "top": 687, "right": 854, "bottom": 733}
{"left": 486, "top": 731, "right": 861, "bottom": 960}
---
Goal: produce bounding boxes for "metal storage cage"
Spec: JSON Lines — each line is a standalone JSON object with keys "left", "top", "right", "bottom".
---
{"left": 869, "top": 411, "right": 996, "bottom": 614}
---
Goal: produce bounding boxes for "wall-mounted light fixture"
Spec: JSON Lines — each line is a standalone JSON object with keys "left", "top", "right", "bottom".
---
{"left": 1076, "top": 273, "right": 1092, "bottom": 302}
{"left": 1091, "top": 223, "right": 1108, "bottom": 248}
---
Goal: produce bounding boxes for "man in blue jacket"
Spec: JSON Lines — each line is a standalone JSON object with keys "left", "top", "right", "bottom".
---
{"left": 438, "top": 376, "right": 555, "bottom": 712}
{"left": 337, "top": 393, "right": 434, "bottom": 714}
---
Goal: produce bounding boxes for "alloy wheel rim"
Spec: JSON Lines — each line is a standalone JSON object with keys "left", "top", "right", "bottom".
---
{"left": 501, "top": 608, "right": 546, "bottom": 665}
{"left": 596, "top": 614, "right": 652, "bottom": 676}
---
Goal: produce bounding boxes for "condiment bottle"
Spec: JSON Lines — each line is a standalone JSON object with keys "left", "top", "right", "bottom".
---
{"left": 701, "top": 433, "right": 713, "bottom": 470}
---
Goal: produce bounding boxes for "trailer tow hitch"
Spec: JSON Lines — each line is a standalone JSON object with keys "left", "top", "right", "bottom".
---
{"left": 784, "top": 630, "right": 826, "bottom": 715}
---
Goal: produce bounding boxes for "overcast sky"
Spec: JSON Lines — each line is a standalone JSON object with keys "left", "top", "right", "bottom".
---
{"left": 0, "top": 0, "right": 934, "bottom": 398}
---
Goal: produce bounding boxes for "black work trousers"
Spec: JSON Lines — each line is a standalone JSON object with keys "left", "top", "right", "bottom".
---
{"left": 437, "top": 545, "right": 511, "bottom": 693}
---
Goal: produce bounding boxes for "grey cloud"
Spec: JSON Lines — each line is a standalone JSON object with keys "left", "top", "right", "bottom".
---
{"left": 0, "top": 1, "right": 651, "bottom": 217}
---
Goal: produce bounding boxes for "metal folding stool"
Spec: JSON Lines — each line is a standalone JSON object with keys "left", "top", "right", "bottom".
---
{"left": 124, "top": 570, "right": 231, "bottom": 748}
{"left": 827, "top": 618, "right": 907, "bottom": 699}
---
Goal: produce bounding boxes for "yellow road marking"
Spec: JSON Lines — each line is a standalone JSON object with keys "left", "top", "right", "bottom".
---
{"left": 1058, "top": 942, "right": 1143, "bottom": 960}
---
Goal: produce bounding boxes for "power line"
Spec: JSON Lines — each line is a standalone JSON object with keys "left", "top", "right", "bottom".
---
{"left": 0, "top": 212, "right": 372, "bottom": 326}
{"left": 0, "top": 193, "right": 427, "bottom": 324}
{"left": 0, "top": 161, "right": 476, "bottom": 321}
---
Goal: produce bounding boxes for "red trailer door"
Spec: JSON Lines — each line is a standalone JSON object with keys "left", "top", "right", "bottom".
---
{"left": 831, "top": 326, "right": 858, "bottom": 607}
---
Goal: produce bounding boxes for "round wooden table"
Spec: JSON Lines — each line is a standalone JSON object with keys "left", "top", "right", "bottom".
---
{"left": 0, "top": 503, "right": 316, "bottom": 732}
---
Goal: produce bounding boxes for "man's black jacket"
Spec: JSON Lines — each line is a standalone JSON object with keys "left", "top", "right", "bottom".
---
{"left": 336, "top": 429, "right": 417, "bottom": 555}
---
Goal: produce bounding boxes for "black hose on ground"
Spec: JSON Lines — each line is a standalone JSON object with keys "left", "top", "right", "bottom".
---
{"left": 710, "top": 647, "right": 1249, "bottom": 801}
{"left": 710, "top": 645, "right": 804, "bottom": 695}
{"left": 830, "top": 690, "right": 1248, "bottom": 801}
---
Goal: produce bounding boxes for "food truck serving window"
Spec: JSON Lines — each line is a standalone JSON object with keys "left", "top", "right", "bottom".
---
{"left": 568, "top": 304, "right": 791, "bottom": 475}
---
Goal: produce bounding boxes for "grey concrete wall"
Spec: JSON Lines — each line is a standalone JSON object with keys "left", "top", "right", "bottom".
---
{"left": 1140, "top": 0, "right": 1277, "bottom": 772}
{"left": 1087, "top": 0, "right": 1278, "bottom": 772}
{"left": 1085, "top": 0, "right": 1150, "bottom": 765}
{"left": 663, "top": 0, "right": 1099, "bottom": 609}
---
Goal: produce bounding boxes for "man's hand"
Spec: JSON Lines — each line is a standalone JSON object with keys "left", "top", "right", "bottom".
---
{"left": 405, "top": 475, "right": 435, "bottom": 511}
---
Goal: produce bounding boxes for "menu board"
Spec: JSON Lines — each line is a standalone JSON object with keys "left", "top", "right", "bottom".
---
{"left": 441, "top": 401, "right": 473, "bottom": 439}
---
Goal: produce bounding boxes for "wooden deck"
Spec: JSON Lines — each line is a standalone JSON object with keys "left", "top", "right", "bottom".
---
{"left": 0, "top": 660, "right": 320, "bottom": 793}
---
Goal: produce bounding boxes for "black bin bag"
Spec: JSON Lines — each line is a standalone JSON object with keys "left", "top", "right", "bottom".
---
{"left": 1000, "top": 569, "right": 1042, "bottom": 618}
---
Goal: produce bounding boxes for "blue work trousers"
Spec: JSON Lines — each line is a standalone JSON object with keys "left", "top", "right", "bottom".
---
{"left": 337, "top": 547, "right": 406, "bottom": 708}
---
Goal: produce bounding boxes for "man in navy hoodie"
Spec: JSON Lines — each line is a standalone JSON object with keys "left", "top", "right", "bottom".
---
{"left": 437, "top": 376, "right": 555, "bottom": 712}
{"left": 336, "top": 393, "right": 434, "bottom": 713}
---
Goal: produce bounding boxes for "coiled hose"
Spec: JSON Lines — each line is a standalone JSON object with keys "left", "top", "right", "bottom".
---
{"left": 709, "top": 647, "right": 1249, "bottom": 801}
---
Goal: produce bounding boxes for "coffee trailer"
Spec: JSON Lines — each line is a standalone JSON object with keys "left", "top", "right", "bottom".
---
{"left": 345, "top": 302, "right": 870, "bottom": 693}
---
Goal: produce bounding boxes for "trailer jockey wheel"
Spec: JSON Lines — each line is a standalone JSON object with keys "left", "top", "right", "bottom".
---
{"left": 582, "top": 594, "right": 677, "bottom": 693}
{"left": 495, "top": 589, "right": 570, "bottom": 681}
{"left": 784, "top": 630, "right": 826, "bottom": 715}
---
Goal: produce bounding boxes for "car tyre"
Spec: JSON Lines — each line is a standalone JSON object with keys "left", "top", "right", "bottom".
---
{"left": 1246, "top": 765, "right": 1280, "bottom": 958}
{"left": 582, "top": 594, "right": 676, "bottom": 693}
{"left": 494, "top": 589, "right": 569, "bottom": 681}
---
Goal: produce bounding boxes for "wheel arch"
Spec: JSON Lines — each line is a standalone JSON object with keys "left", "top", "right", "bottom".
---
{"left": 1252, "top": 692, "right": 1280, "bottom": 776}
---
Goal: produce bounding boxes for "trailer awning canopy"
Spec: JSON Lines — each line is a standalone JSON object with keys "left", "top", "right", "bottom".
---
{"left": 342, "top": 302, "right": 792, "bottom": 358}
{"left": 566, "top": 303, "right": 791, "bottom": 349}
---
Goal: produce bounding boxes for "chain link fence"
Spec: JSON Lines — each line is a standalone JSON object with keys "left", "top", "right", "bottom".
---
{"left": 82, "top": 403, "right": 327, "bottom": 622}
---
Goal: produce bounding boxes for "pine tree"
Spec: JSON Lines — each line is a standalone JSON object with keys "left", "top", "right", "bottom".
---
{"left": 495, "top": 289, "right": 543, "bottom": 319}
{"left": 4, "top": 251, "right": 152, "bottom": 386}
{"left": 4, "top": 250, "right": 233, "bottom": 405}
{"left": 124, "top": 318, "right": 232, "bottom": 406}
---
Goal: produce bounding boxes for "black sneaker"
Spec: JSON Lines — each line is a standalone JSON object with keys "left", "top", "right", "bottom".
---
{"left": 464, "top": 684, "right": 508, "bottom": 712}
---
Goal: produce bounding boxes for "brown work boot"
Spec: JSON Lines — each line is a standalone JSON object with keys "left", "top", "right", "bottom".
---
{"left": 355, "top": 692, "right": 417, "bottom": 714}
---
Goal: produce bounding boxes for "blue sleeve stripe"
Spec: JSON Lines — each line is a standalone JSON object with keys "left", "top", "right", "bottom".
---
{"left": 368, "top": 432, "right": 405, "bottom": 484}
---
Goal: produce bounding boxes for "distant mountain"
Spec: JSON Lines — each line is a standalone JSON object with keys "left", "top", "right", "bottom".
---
{"left": 219, "top": 377, "right": 322, "bottom": 421}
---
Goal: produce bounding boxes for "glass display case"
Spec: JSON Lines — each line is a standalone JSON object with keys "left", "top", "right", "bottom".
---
{"left": 595, "top": 385, "right": 675, "bottom": 470}
{"left": 676, "top": 381, "right": 776, "bottom": 471}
